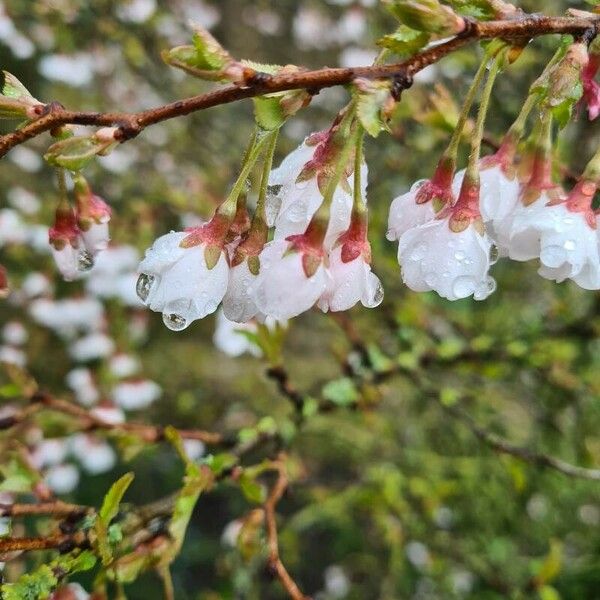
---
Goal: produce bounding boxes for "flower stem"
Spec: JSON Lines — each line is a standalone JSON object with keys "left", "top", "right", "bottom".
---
{"left": 506, "top": 46, "right": 565, "bottom": 142}
{"left": 466, "top": 51, "right": 505, "bottom": 181}
{"left": 219, "top": 129, "right": 271, "bottom": 219}
{"left": 443, "top": 49, "right": 497, "bottom": 164}
{"left": 255, "top": 130, "right": 279, "bottom": 222}
{"left": 353, "top": 125, "right": 366, "bottom": 215}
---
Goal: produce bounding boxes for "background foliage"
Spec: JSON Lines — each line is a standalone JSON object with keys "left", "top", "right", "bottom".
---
{"left": 0, "top": 1, "right": 599, "bottom": 598}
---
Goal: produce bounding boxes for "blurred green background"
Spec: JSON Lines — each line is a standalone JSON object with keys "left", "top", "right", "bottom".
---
{"left": 0, "top": 1, "right": 599, "bottom": 598}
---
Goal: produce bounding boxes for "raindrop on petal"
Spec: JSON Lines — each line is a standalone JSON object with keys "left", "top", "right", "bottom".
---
{"left": 162, "top": 312, "right": 189, "bottom": 331}
{"left": 489, "top": 245, "right": 500, "bottom": 265}
{"left": 77, "top": 251, "right": 95, "bottom": 272}
{"left": 410, "top": 242, "right": 428, "bottom": 261}
{"left": 540, "top": 245, "right": 567, "bottom": 269}
{"left": 136, "top": 273, "right": 156, "bottom": 303}
{"left": 452, "top": 276, "right": 477, "bottom": 298}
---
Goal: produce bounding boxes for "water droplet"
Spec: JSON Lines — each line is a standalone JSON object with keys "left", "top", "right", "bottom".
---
{"left": 489, "top": 245, "right": 499, "bottom": 265}
{"left": 474, "top": 276, "right": 497, "bottom": 301}
{"left": 563, "top": 239, "right": 576, "bottom": 251}
{"left": 454, "top": 251, "right": 466, "bottom": 262}
{"left": 452, "top": 276, "right": 477, "bottom": 298}
{"left": 540, "top": 245, "right": 567, "bottom": 268}
{"left": 371, "top": 281, "right": 384, "bottom": 306}
{"left": 410, "top": 242, "right": 428, "bottom": 261}
{"left": 136, "top": 273, "right": 156, "bottom": 303}
{"left": 162, "top": 312, "right": 188, "bottom": 332}
{"left": 77, "top": 251, "right": 95, "bottom": 272}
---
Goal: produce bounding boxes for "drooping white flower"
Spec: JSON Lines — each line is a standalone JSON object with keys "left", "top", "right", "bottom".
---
{"left": 387, "top": 180, "right": 437, "bottom": 242}
{"left": 0, "top": 345, "right": 26, "bottom": 367}
{"left": 31, "top": 439, "right": 68, "bottom": 470}
{"left": 2, "top": 321, "right": 27, "bottom": 346}
{"left": 183, "top": 439, "right": 206, "bottom": 461}
{"left": 44, "top": 463, "right": 79, "bottom": 495}
{"left": 90, "top": 403, "right": 125, "bottom": 425}
{"left": 319, "top": 246, "right": 383, "bottom": 312}
{"left": 213, "top": 309, "right": 262, "bottom": 357}
{"left": 74, "top": 175, "right": 112, "bottom": 255}
{"left": 69, "top": 332, "right": 115, "bottom": 362}
{"left": 397, "top": 176, "right": 495, "bottom": 301}
{"left": 48, "top": 203, "right": 88, "bottom": 282}
{"left": 319, "top": 215, "right": 383, "bottom": 312}
{"left": 108, "top": 353, "right": 140, "bottom": 379}
{"left": 69, "top": 434, "right": 116, "bottom": 475}
{"left": 508, "top": 182, "right": 600, "bottom": 289}
{"left": 222, "top": 259, "right": 260, "bottom": 323}
{"left": 387, "top": 158, "right": 456, "bottom": 242}
{"left": 137, "top": 228, "right": 229, "bottom": 331}
{"left": 267, "top": 130, "right": 368, "bottom": 249}
{"left": 111, "top": 379, "right": 162, "bottom": 411}
{"left": 253, "top": 237, "right": 330, "bottom": 320}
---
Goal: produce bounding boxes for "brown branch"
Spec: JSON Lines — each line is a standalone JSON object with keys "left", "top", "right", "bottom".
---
{"left": 328, "top": 316, "right": 600, "bottom": 482}
{"left": 264, "top": 454, "right": 310, "bottom": 600}
{"left": 29, "top": 393, "right": 224, "bottom": 446}
{"left": 0, "top": 532, "right": 87, "bottom": 554}
{"left": 441, "top": 402, "right": 600, "bottom": 481}
{"left": 0, "top": 501, "right": 90, "bottom": 519}
{"left": 0, "top": 15, "right": 597, "bottom": 158}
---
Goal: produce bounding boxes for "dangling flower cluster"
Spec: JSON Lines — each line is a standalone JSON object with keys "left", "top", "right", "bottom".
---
{"left": 389, "top": 42, "right": 600, "bottom": 300}
{"left": 137, "top": 118, "right": 383, "bottom": 331}
{"left": 49, "top": 173, "right": 112, "bottom": 281}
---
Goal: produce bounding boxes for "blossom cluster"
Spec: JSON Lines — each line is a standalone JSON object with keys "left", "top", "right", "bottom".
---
{"left": 136, "top": 128, "right": 383, "bottom": 331}
{"left": 389, "top": 139, "right": 600, "bottom": 301}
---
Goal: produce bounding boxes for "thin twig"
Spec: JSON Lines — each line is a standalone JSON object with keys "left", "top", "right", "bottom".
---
{"left": 328, "top": 316, "right": 600, "bottom": 482}
{"left": 264, "top": 454, "right": 310, "bottom": 600}
{"left": 0, "top": 15, "right": 597, "bottom": 158}
{"left": 441, "top": 402, "right": 600, "bottom": 481}
{"left": 25, "top": 392, "right": 225, "bottom": 445}
{"left": 0, "top": 501, "right": 90, "bottom": 518}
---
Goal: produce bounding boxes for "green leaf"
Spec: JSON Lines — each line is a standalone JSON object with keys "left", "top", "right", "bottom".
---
{"left": 355, "top": 81, "right": 394, "bottom": 138}
{"left": 95, "top": 472, "right": 135, "bottom": 566}
{"left": 384, "top": 0, "right": 464, "bottom": 35}
{"left": 162, "top": 26, "right": 233, "bottom": 81}
{"left": 536, "top": 540, "right": 563, "bottom": 586}
{"left": 44, "top": 135, "right": 116, "bottom": 171}
{"left": 239, "top": 472, "right": 267, "bottom": 504}
{"left": 203, "top": 452, "right": 238, "bottom": 476}
{"left": 0, "top": 551, "right": 96, "bottom": 600}
{"left": 322, "top": 378, "right": 359, "bottom": 407}
{"left": 377, "top": 26, "right": 430, "bottom": 59}
{"left": 161, "top": 428, "right": 215, "bottom": 563}
{"left": 254, "top": 96, "right": 285, "bottom": 131}
{"left": 1, "top": 565, "right": 57, "bottom": 600}
{"left": 446, "top": 0, "right": 497, "bottom": 19}
{"left": 99, "top": 473, "right": 135, "bottom": 525}
{"left": 0, "top": 452, "right": 39, "bottom": 493}
{"left": 0, "top": 72, "right": 40, "bottom": 120}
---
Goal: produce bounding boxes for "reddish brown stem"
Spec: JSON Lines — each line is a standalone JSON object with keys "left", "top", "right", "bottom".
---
{"left": 0, "top": 15, "right": 597, "bottom": 158}
{"left": 264, "top": 455, "right": 310, "bottom": 600}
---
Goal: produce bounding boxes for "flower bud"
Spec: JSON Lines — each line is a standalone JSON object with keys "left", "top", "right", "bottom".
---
{"left": 384, "top": 0, "right": 465, "bottom": 36}
{"left": 0, "top": 264, "right": 8, "bottom": 298}
{"left": 0, "top": 71, "right": 44, "bottom": 120}
{"left": 537, "top": 42, "right": 588, "bottom": 128}
{"left": 162, "top": 25, "right": 238, "bottom": 82}
{"left": 73, "top": 175, "right": 112, "bottom": 254}
{"left": 45, "top": 131, "right": 118, "bottom": 172}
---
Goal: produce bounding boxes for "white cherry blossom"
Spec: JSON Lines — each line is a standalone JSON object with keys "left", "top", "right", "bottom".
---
{"left": 137, "top": 231, "right": 229, "bottom": 331}
{"left": 398, "top": 218, "right": 495, "bottom": 301}
{"left": 252, "top": 239, "right": 330, "bottom": 319}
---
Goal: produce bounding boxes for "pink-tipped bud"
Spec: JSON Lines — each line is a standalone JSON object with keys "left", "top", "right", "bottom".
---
{"left": 74, "top": 176, "right": 112, "bottom": 254}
